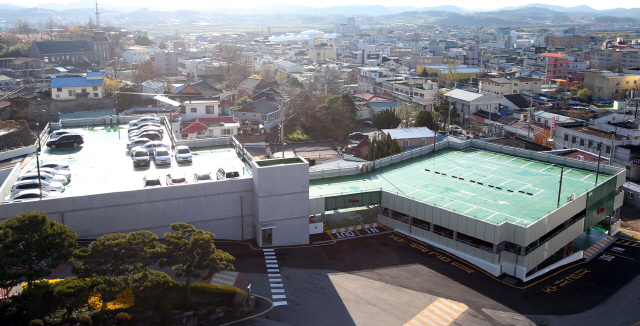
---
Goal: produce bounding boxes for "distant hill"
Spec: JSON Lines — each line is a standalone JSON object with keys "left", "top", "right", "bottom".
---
{"left": 495, "top": 4, "right": 598, "bottom": 12}
{"left": 0, "top": 4, "right": 25, "bottom": 10}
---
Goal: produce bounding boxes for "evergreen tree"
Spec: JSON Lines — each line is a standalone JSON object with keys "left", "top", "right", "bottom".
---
{"left": 371, "top": 108, "right": 401, "bottom": 129}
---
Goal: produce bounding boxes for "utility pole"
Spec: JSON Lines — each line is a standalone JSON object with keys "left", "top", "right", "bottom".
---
{"left": 595, "top": 145, "right": 602, "bottom": 185}
{"left": 609, "top": 130, "right": 615, "bottom": 165}
{"left": 557, "top": 165, "right": 564, "bottom": 208}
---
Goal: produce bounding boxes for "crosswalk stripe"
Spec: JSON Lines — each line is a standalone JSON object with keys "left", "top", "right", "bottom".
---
{"left": 215, "top": 273, "right": 236, "bottom": 280}
{"left": 267, "top": 264, "right": 279, "bottom": 268}
{"left": 273, "top": 301, "right": 287, "bottom": 306}
{"left": 434, "top": 302, "right": 458, "bottom": 317}
{"left": 421, "top": 311, "right": 447, "bottom": 325}
{"left": 410, "top": 319, "right": 426, "bottom": 326}
{"left": 211, "top": 278, "right": 234, "bottom": 285}
{"left": 264, "top": 253, "right": 276, "bottom": 256}
{"left": 269, "top": 279, "right": 282, "bottom": 282}
{"left": 440, "top": 298, "right": 467, "bottom": 312}
{"left": 429, "top": 307, "right": 453, "bottom": 321}
{"left": 263, "top": 249, "right": 274, "bottom": 252}
{"left": 268, "top": 274, "right": 281, "bottom": 277}
{"left": 272, "top": 295, "right": 286, "bottom": 299}
{"left": 267, "top": 269, "right": 280, "bottom": 272}
{"left": 266, "top": 260, "right": 278, "bottom": 263}
{"left": 271, "top": 289, "right": 285, "bottom": 293}
{"left": 417, "top": 314, "right": 439, "bottom": 326}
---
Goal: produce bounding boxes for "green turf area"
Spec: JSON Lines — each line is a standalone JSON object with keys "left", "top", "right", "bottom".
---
{"left": 309, "top": 147, "right": 611, "bottom": 227}
{"left": 26, "top": 125, "right": 249, "bottom": 196}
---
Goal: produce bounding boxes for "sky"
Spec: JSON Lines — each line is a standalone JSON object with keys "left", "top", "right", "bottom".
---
{"left": 5, "top": 0, "right": 639, "bottom": 11}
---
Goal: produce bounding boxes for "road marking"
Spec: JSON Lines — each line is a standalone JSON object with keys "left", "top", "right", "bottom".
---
{"left": 267, "top": 269, "right": 279, "bottom": 273}
{"left": 272, "top": 295, "right": 286, "bottom": 299}
{"left": 269, "top": 279, "right": 282, "bottom": 282}
{"left": 270, "top": 283, "right": 284, "bottom": 288}
{"left": 271, "top": 289, "right": 285, "bottom": 293}
{"left": 273, "top": 301, "right": 288, "bottom": 306}
{"left": 210, "top": 270, "right": 239, "bottom": 286}
{"left": 404, "top": 298, "right": 468, "bottom": 326}
{"left": 265, "top": 260, "right": 278, "bottom": 263}
{"left": 263, "top": 249, "right": 274, "bottom": 252}
{"left": 266, "top": 264, "right": 279, "bottom": 268}
{"left": 268, "top": 274, "right": 281, "bottom": 277}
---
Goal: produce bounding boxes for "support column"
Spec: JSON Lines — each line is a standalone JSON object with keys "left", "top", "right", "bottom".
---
{"left": 493, "top": 244, "right": 497, "bottom": 254}
{"left": 520, "top": 246, "right": 526, "bottom": 256}
{"left": 430, "top": 223, "right": 435, "bottom": 233}
{"left": 453, "top": 231, "right": 458, "bottom": 241}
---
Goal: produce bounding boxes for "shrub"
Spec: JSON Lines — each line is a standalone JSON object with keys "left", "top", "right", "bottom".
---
{"left": 115, "top": 312, "right": 132, "bottom": 324}
{"left": 190, "top": 283, "right": 248, "bottom": 299}
{"left": 28, "top": 320, "right": 44, "bottom": 326}
{"left": 157, "top": 301, "right": 173, "bottom": 316}
{"left": 78, "top": 314, "right": 92, "bottom": 325}
{"left": 92, "top": 311, "right": 106, "bottom": 323}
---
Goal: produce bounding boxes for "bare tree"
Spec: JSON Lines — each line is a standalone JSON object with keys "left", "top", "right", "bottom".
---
{"left": 444, "top": 59, "right": 462, "bottom": 86}
{"left": 215, "top": 44, "right": 248, "bottom": 88}
{"left": 258, "top": 65, "right": 275, "bottom": 81}
{"left": 312, "top": 65, "right": 343, "bottom": 94}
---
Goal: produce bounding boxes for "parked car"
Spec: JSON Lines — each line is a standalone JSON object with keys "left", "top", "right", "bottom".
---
{"left": 153, "top": 148, "right": 171, "bottom": 165}
{"left": 128, "top": 122, "right": 161, "bottom": 133}
{"left": 129, "top": 116, "right": 159, "bottom": 127}
{"left": 143, "top": 175, "right": 162, "bottom": 187}
{"left": 141, "top": 141, "right": 170, "bottom": 155}
{"left": 128, "top": 126, "right": 163, "bottom": 136}
{"left": 216, "top": 167, "right": 240, "bottom": 180}
{"left": 449, "top": 126, "right": 462, "bottom": 134}
{"left": 17, "top": 172, "right": 69, "bottom": 185}
{"left": 166, "top": 172, "right": 187, "bottom": 185}
{"left": 4, "top": 190, "right": 61, "bottom": 202}
{"left": 174, "top": 146, "right": 192, "bottom": 163}
{"left": 49, "top": 130, "right": 80, "bottom": 140}
{"left": 27, "top": 167, "right": 71, "bottom": 180}
{"left": 131, "top": 148, "right": 151, "bottom": 167}
{"left": 10, "top": 179, "right": 65, "bottom": 195}
{"left": 193, "top": 172, "right": 213, "bottom": 183}
{"left": 46, "top": 134, "right": 84, "bottom": 149}
{"left": 362, "top": 120, "right": 373, "bottom": 127}
{"left": 39, "top": 161, "right": 70, "bottom": 171}
{"left": 126, "top": 138, "right": 152, "bottom": 150}
{"left": 130, "top": 131, "right": 162, "bottom": 142}
{"left": 349, "top": 132, "right": 369, "bottom": 140}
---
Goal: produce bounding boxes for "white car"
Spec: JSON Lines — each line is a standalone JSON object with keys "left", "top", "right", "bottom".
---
{"left": 127, "top": 138, "right": 152, "bottom": 150}
{"left": 49, "top": 130, "right": 80, "bottom": 140}
{"left": 129, "top": 116, "right": 159, "bottom": 127}
{"left": 10, "top": 179, "right": 65, "bottom": 195}
{"left": 4, "top": 190, "right": 61, "bottom": 202}
{"left": 175, "top": 146, "right": 192, "bottom": 163}
{"left": 128, "top": 122, "right": 161, "bottom": 133}
{"left": 166, "top": 172, "right": 187, "bottom": 185}
{"left": 154, "top": 148, "right": 171, "bottom": 165}
{"left": 128, "top": 126, "right": 163, "bottom": 135}
{"left": 17, "top": 172, "right": 69, "bottom": 185}
{"left": 39, "top": 161, "right": 70, "bottom": 171}
{"left": 450, "top": 126, "right": 462, "bottom": 134}
{"left": 141, "top": 141, "right": 170, "bottom": 155}
{"left": 28, "top": 167, "right": 71, "bottom": 180}
{"left": 128, "top": 129, "right": 163, "bottom": 140}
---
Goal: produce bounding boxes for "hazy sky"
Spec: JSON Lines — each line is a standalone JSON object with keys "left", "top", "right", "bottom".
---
{"left": 8, "top": 0, "right": 639, "bottom": 10}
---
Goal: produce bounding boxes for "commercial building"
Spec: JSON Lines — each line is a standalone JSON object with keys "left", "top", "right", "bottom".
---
{"left": 154, "top": 50, "right": 179, "bottom": 76}
{"left": 122, "top": 46, "right": 151, "bottom": 64}
{"left": 546, "top": 35, "right": 590, "bottom": 48}
{"left": 334, "top": 17, "right": 361, "bottom": 35}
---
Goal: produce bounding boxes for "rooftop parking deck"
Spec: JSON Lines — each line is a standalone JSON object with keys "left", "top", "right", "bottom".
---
{"left": 22, "top": 125, "right": 248, "bottom": 197}
{"left": 310, "top": 147, "right": 612, "bottom": 226}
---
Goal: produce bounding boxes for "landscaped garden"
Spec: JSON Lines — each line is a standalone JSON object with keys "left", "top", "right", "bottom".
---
{"left": 0, "top": 212, "right": 253, "bottom": 326}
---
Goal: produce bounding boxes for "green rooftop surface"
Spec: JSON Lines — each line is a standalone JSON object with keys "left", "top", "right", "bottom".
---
{"left": 24, "top": 125, "right": 248, "bottom": 197}
{"left": 255, "top": 157, "right": 306, "bottom": 167}
{"left": 310, "top": 147, "right": 611, "bottom": 226}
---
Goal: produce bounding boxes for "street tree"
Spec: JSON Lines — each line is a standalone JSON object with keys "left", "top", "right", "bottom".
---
{"left": 577, "top": 88, "right": 592, "bottom": 101}
{"left": 433, "top": 99, "right": 460, "bottom": 131}
{"left": 415, "top": 109, "right": 437, "bottom": 130}
{"left": 444, "top": 59, "right": 462, "bottom": 86}
{"left": 159, "top": 223, "right": 235, "bottom": 301}
{"left": 372, "top": 108, "right": 401, "bottom": 129}
{"left": 73, "top": 231, "right": 163, "bottom": 297}
{"left": 132, "top": 60, "right": 162, "bottom": 84}
{"left": 103, "top": 76, "right": 121, "bottom": 94}
{"left": 0, "top": 212, "right": 77, "bottom": 292}
{"left": 288, "top": 77, "right": 304, "bottom": 89}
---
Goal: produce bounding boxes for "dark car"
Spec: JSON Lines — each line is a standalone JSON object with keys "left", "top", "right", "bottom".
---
{"left": 132, "top": 149, "right": 151, "bottom": 167}
{"left": 131, "top": 131, "right": 162, "bottom": 141}
{"left": 349, "top": 132, "right": 369, "bottom": 140}
{"left": 362, "top": 120, "right": 373, "bottom": 127}
{"left": 46, "top": 134, "right": 84, "bottom": 149}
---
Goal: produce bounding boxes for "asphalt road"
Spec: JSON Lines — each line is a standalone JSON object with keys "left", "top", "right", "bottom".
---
{"left": 214, "top": 232, "right": 640, "bottom": 326}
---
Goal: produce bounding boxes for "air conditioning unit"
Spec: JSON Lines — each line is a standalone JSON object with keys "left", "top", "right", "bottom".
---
{"left": 577, "top": 155, "right": 584, "bottom": 161}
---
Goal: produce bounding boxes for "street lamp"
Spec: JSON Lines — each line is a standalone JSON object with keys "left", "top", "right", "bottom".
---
{"left": 35, "top": 153, "right": 42, "bottom": 199}
{"left": 35, "top": 109, "right": 45, "bottom": 152}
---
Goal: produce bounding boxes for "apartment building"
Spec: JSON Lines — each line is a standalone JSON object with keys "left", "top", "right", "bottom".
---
{"left": 334, "top": 17, "right": 361, "bottom": 35}
{"left": 584, "top": 71, "right": 640, "bottom": 100}
{"left": 155, "top": 50, "right": 179, "bottom": 76}
{"left": 122, "top": 46, "right": 150, "bottom": 65}
{"left": 479, "top": 78, "right": 514, "bottom": 98}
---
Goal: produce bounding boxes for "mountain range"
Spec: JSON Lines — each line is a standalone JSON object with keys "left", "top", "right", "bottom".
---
{"left": 0, "top": 2, "right": 636, "bottom": 16}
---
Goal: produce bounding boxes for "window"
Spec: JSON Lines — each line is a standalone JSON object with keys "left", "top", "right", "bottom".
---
{"left": 597, "top": 143, "right": 602, "bottom": 150}
{"left": 68, "top": 90, "right": 76, "bottom": 97}
{"left": 93, "top": 87, "right": 98, "bottom": 91}
{"left": 191, "top": 108, "right": 197, "bottom": 113}
{"left": 93, "top": 93, "right": 98, "bottom": 98}
{"left": 606, "top": 146, "right": 611, "bottom": 154}
{"left": 580, "top": 139, "right": 584, "bottom": 146}
{"left": 222, "top": 129, "right": 232, "bottom": 135}
{"left": 627, "top": 81, "right": 630, "bottom": 85}
{"left": 537, "top": 117, "right": 541, "bottom": 122}
{"left": 181, "top": 134, "right": 188, "bottom": 139}
{"left": 81, "top": 88, "right": 86, "bottom": 93}
{"left": 572, "top": 136, "right": 576, "bottom": 143}
{"left": 420, "top": 138, "right": 427, "bottom": 146}
{"left": 403, "top": 140, "right": 409, "bottom": 148}
{"left": 629, "top": 192, "right": 634, "bottom": 200}
{"left": 205, "top": 106, "right": 215, "bottom": 114}
{"left": 56, "top": 88, "right": 62, "bottom": 92}
{"left": 588, "top": 140, "right": 593, "bottom": 147}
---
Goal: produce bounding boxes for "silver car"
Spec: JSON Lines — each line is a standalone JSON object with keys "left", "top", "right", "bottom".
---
{"left": 17, "top": 172, "right": 69, "bottom": 185}
{"left": 10, "top": 179, "right": 65, "bottom": 195}
{"left": 154, "top": 148, "right": 171, "bottom": 165}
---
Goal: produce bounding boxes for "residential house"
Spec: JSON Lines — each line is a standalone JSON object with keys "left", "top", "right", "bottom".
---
{"left": 511, "top": 77, "right": 542, "bottom": 94}
{"left": 554, "top": 123, "right": 621, "bottom": 157}
{"left": 122, "top": 46, "right": 150, "bottom": 65}
{"left": 584, "top": 71, "right": 640, "bottom": 100}
{"left": 0, "top": 57, "right": 45, "bottom": 78}
{"left": 501, "top": 94, "right": 532, "bottom": 120}
{"left": 469, "top": 110, "right": 518, "bottom": 138}
{"left": 49, "top": 71, "right": 104, "bottom": 100}
{"left": 444, "top": 89, "right": 501, "bottom": 125}
{"left": 352, "top": 93, "right": 397, "bottom": 114}
{"left": 379, "top": 79, "right": 439, "bottom": 109}
{"left": 380, "top": 127, "right": 437, "bottom": 150}
{"left": 233, "top": 99, "right": 283, "bottom": 129}
{"left": 141, "top": 80, "right": 165, "bottom": 100}
{"left": 29, "top": 40, "right": 98, "bottom": 65}
{"left": 171, "top": 79, "right": 235, "bottom": 115}
{"left": 238, "top": 77, "right": 279, "bottom": 96}
{"left": 178, "top": 117, "right": 239, "bottom": 140}
{"left": 273, "top": 60, "right": 303, "bottom": 74}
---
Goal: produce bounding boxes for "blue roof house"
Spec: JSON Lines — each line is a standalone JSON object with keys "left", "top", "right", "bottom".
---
{"left": 50, "top": 71, "right": 104, "bottom": 100}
